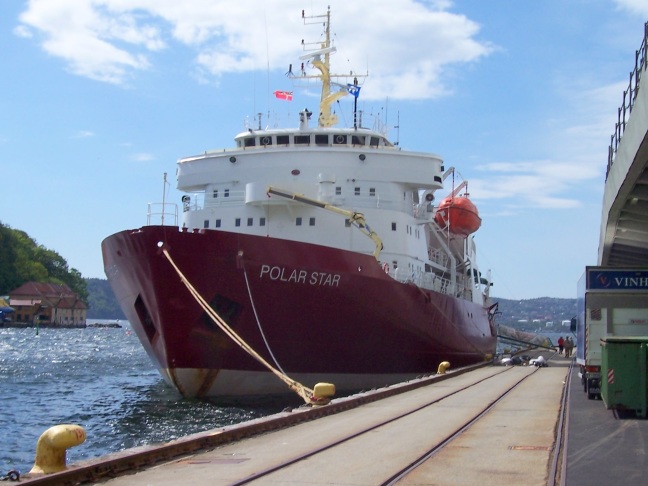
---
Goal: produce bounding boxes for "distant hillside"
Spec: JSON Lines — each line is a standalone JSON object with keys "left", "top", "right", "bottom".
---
{"left": 493, "top": 296, "right": 576, "bottom": 333}
{"left": 85, "top": 278, "right": 126, "bottom": 320}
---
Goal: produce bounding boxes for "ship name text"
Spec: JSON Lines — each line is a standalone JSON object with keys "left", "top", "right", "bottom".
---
{"left": 259, "top": 265, "right": 341, "bottom": 287}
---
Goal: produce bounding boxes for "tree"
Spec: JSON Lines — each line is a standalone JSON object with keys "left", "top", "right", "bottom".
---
{"left": 0, "top": 221, "right": 88, "bottom": 301}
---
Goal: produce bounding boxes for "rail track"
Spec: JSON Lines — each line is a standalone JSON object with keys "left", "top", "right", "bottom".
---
{"left": 222, "top": 354, "right": 571, "bottom": 485}
{"left": 23, "top": 353, "right": 572, "bottom": 485}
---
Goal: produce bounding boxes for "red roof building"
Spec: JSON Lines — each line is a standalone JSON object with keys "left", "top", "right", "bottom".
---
{"left": 9, "top": 282, "right": 87, "bottom": 327}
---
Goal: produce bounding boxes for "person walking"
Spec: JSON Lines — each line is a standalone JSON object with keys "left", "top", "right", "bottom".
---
{"left": 558, "top": 336, "right": 564, "bottom": 355}
{"left": 564, "top": 337, "right": 573, "bottom": 358}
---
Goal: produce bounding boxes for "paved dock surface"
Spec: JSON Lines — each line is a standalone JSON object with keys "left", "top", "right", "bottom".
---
{"left": 21, "top": 352, "right": 648, "bottom": 485}
{"left": 88, "top": 356, "right": 569, "bottom": 485}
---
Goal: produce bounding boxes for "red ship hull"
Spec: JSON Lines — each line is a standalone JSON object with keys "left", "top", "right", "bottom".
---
{"left": 102, "top": 226, "right": 497, "bottom": 398}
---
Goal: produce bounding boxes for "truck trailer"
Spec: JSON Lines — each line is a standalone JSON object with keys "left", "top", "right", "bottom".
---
{"left": 574, "top": 267, "right": 648, "bottom": 399}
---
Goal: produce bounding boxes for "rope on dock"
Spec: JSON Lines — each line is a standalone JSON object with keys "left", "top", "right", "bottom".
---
{"left": 161, "top": 247, "right": 324, "bottom": 405}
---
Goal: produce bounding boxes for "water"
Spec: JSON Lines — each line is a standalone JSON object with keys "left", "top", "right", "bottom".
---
{"left": 0, "top": 322, "right": 285, "bottom": 475}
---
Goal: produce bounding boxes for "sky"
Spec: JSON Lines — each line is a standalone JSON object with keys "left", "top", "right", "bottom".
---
{"left": 1, "top": 0, "right": 647, "bottom": 300}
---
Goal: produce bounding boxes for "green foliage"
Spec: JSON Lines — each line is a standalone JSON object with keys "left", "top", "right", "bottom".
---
{"left": 85, "top": 278, "right": 125, "bottom": 319}
{"left": 0, "top": 221, "right": 88, "bottom": 301}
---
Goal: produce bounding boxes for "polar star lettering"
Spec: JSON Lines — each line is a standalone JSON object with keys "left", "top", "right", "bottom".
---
{"left": 259, "top": 264, "right": 341, "bottom": 287}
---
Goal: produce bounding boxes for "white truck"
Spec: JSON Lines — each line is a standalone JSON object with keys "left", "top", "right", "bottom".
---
{"left": 574, "top": 267, "right": 648, "bottom": 399}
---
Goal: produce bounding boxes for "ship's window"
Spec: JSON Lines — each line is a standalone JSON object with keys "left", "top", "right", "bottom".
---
{"left": 261, "top": 136, "right": 271, "bottom": 145}
{"left": 213, "top": 189, "right": 218, "bottom": 198}
{"left": 244, "top": 137, "right": 255, "bottom": 147}
{"left": 260, "top": 217, "right": 266, "bottom": 226}
{"left": 296, "top": 217, "right": 302, "bottom": 226}
{"left": 315, "top": 134, "right": 328, "bottom": 145}
{"left": 392, "top": 222, "right": 397, "bottom": 231}
{"left": 370, "top": 137, "right": 380, "bottom": 147}
{"left": 335, "top": 186, "right": 342, "bottom": 195}
{"left": 334, "top": 134, "right": 346, "bottom": 144}
{"left": 309, "top": 217, "right": 315, "bottom": 226}
{"left": 225, "top": 189, "right": 230, "bottom": 197}
{"left": 354, "top": 187, "right": 360, "bottom": 195}
{"left": 235, "top": 218, "right": 241, "bottom": 227}
{"left": 295, "top": 135, "right": 310, "bottom": 145}
{"left": 215, "top": 219, "right": 222, "bottom": 228}
{"left": 352, "top": 135, "right": 366, "bottom": 145}
{"left": 369, "top": 188, "right": 376, "bottom": 196}
{"left": 203, "top": 220, "right": 209, "bottom": 229}
{"left": 247, "top": 217, "right": 253, "bottom": 226}
{"left": 277, "top": 135, "right": 289, "bottom": 145}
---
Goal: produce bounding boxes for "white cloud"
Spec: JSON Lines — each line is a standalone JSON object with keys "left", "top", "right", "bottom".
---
{"left": 468, "top": 79, "right": 623, "bottom": 210}
{"left": 131, "top": 153, "right": 155, "bottom": 162}
{"left": 614, "top": 0, "right": 648, "bottom": 16}
{"left": 15, "top": 0, "right": 493, "bottom": 97}
{"left": 72, "top": 130, "right": 95, "bottom": 138}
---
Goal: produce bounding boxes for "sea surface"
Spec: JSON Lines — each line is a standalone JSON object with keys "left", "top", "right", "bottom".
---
{"left": 0, "top": 322, "right": 288, "bottom": 476}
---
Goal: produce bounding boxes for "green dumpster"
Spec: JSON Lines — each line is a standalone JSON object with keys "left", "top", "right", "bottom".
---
{"left": 600, "top": 336, "right": 648, "bottom": 418}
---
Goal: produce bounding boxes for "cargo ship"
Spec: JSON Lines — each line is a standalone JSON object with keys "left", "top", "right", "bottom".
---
{"left": 101, "top": 8, "right": 498, "bottom": 400}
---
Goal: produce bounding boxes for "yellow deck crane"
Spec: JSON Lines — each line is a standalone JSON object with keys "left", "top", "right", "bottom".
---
{"left": 266, "top": 186, "right": 383, "bottom": 259}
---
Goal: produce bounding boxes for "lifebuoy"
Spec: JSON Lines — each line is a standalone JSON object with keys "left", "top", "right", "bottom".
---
{"left": 382, "top": 262, "right": 390, "bottom": 273}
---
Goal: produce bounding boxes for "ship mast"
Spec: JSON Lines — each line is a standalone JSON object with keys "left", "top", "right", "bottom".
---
{"left": 297, "top": 7, "right": 365, "bottom": 128}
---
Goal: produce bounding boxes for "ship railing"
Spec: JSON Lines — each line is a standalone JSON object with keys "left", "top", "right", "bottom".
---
{"left": 412, "top": 203, "right": 433, "bottom": 220}
{"left": 146, "top": 202, "right": 178, "bottom": 226}
{"left": 204, "top": 190, "right": 245, "bottom": 208}
{"left": 392, "top": 268, "right": 455, "bottom": 295}
{"left": 428, "top": 248, "right": 449, "bottom": 267}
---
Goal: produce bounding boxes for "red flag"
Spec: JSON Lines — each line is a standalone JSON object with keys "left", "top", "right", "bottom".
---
{"left": 274, "top": 90, "right": 293, "bottom": 101}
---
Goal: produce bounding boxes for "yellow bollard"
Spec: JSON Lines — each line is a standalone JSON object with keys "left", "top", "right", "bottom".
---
{"left": 29, "top": 424, "right": 86, "bottom": 474}
{"left": 437, "top": 361, "right": 451, "bottom": 374}
{"left": 313, "top": 382, "right": 336, "bottom": 399}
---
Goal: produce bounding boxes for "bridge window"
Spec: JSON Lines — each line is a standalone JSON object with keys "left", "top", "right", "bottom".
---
{"left": 315, "top": 134, "right": 328, "bottom": 145}
{"left": 352, "top": 135, "right": 366, "bottom": 145}
{"left": 334, "top": 134, "right": 346, "bottom": 144}
{"left": 295, "top": 135, "right": 310, "bottom": 145}
{"left": 277, "top": 135, "right": 289, "bottom": 145}
{"left": 260, "top": 136, "right": 272, "bottom": 146}
{"left": 370, "top": 137, "right": 380, "bottom": 147}
{"left": 244, "top": 137, "right": 256, "bottom": 147}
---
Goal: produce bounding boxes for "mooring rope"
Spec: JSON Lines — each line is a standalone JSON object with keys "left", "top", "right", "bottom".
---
{"left": 161, "top": 246, "right": 316, "bottom": 404}
{"left": 242, "top": 265, "right": 288, "bottom": 375}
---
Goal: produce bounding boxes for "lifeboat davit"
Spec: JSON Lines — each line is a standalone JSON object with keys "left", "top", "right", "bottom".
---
{"left": 434, "top": 196, "right": 482, "bottom": 237}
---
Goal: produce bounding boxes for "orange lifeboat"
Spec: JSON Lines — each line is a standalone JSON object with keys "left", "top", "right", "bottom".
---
{"left": 434, "top": 196, "right": 482, "bottom": 237}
